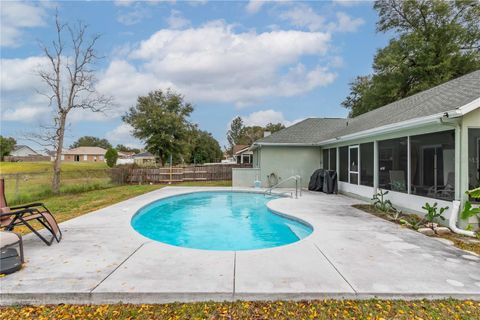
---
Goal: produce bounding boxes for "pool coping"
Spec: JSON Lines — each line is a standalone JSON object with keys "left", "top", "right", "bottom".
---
{"left": 1, "top": 186, "right": 479, "bottom": 305}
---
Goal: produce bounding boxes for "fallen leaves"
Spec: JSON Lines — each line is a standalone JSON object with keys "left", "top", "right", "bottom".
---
{"left": 0, "top": 299, "right": 479, "bottom": 320}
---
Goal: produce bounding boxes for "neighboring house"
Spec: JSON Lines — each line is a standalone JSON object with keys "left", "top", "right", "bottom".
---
{"left": 237, "top": 70, "right": 480, "bottom": 225}
{"left": 233, "top": 145, "right": 253, "bottom": 164}
{"left": 4, "top": 145, "right": 50, "bottom": 162}
{"left": 117, "top": 151, "right": 135, "bottom": 159}
{"left": 133, "top": 152, "right": 156, "bottom": 166}
{"left": 61, "top": 147, "right": 107, "bottom": 162}
{"left": 10, "top": 145, "right": 39, "bottom": 157}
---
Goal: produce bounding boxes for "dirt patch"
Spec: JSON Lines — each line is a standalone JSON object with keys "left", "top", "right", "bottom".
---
{"left": 353, "top": 204, "right": 480, "bottom": 255}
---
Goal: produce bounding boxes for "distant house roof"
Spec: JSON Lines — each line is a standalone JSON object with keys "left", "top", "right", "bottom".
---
{"left": 233, "top": 144, "right": 249, "bottom": 155}
{"left": 11, "top": 145, "right": 39, "bottom": 156}
{"left": 62, "top": 147, "right": 107, "bottom": 155}
{"left": 254, "top": 70, "right": 480, "bottom": 147}
{"left": 133, "top": 152, "right": 155, "bottom": 158}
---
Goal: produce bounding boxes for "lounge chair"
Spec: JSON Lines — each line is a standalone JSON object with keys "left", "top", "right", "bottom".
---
{"left": 0, "top": 179, "right": 62, "bottom": 246}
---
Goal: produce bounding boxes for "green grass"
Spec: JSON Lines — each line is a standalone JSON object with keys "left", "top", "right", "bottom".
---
{"left": 0, "top": 299, "right": 478, "bottom": 319}
{"left": 0, "top": 161, "right": 108, "bottom": 174}
{"left": 11, "top": 181, "right": 231, "bottom": 236}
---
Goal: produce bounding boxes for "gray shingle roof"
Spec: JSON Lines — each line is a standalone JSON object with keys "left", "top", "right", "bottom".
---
{"left": 331, "top": 70, "right": 480, "bottom": 138}
{"left": 255, "top": 118, "right": 347, "bottom": 144}
{"left": 255, "top": 70, "right": 480, "bottom": 145}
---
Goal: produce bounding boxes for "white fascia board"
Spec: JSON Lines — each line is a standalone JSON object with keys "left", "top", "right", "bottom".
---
{"left": 458, "top": 97, "right": 480, "bottom": 115}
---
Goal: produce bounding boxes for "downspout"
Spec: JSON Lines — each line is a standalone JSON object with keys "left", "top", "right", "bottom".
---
{"left": 441, "top": 114, "right": 477, "bottom": 237}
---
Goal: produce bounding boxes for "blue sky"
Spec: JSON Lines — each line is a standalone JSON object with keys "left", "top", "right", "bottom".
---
{"left": 1, "top": 0, "right": 389, "bottom": 150}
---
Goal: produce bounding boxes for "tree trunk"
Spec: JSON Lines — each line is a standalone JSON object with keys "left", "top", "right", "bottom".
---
{"left": 52, "top": 114, "right": 67, "bottom": 194}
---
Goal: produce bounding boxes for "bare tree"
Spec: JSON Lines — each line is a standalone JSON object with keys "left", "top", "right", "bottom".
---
{"left": 37, "top": 13, "right": 112, "bottom": 193}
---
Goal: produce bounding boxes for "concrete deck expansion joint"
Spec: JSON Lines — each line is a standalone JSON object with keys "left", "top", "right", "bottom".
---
{"left": 0, "top": 187, "right": 479, "bottom": 305}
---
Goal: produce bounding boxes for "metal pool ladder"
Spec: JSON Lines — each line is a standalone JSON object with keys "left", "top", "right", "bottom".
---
{"left": 264, "top": 175, "right": 302, "bottom": 199}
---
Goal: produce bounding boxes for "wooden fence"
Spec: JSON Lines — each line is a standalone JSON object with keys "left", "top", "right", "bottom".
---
{"left": 119, "top": 164, "right": 252, "bottom": 184}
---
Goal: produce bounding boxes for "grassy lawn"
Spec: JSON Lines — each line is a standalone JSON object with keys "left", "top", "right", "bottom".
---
{"left": 0, "top": 161, "right": 108, "bottom": 174}
{"left": 0, "top": 299, "right": 478, "bottom": 319}
{"left": 11, "top": 180, "right": 232, "bottom": 236}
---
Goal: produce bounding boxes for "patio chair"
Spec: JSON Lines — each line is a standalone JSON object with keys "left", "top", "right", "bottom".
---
{"left": 427, "top": 172, "right": 455, "bottom": 200}
{"left": 0, "top": 231, "right": 24, "bottom": 274}
{"left": 0, "top": 179, "right": 62, "bottom": 246}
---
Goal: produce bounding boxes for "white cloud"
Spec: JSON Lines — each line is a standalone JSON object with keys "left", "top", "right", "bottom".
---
{"left": 333, "top": 12, "right": 365, "bottom": 32}
{"left": 332, "top": 0, "right": 364, "bottom": 7}
{"left": 166, "top": 10, "right": 191, "bottom": 29}
{"left": 0, "top": 2, "right": 47, "bottom": 47}
{"left": 114, "top": 0, "right": 137, "bottom": 6}
{"left": 99, "top": 20, "right": 335, "bottom": 108}
{"left": 1, "top": 57, "right": 49, "bottom": 92}
{"left": 105, "top": 123, "right": 143, "bottom": 148}
{"left": 242, "top": 109, "right": 304, "bottom": 127}
{"left": 246, "top": 1, "right": 265, "bottom": 14}
{"left": 279, "top": 4, "right": 364, "bottom": 33}
{"left": 2, "top": 106, "right": 50, "bottom": 123}
{"left": 117, "top": 6, "right": 150, "bottom": 26}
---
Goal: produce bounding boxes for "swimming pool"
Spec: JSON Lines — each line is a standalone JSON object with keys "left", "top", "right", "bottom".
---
{"left": 131, "top": 191, "right": 312, "bottom": 251}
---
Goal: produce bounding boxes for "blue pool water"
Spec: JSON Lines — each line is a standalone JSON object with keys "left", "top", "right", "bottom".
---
{"left": 131, "top": 191, "right": 312, "bottom": 251}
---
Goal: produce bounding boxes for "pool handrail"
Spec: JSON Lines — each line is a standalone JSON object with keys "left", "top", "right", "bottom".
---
{"left": 265, "top": 175, "right": 302, "bottom": 198}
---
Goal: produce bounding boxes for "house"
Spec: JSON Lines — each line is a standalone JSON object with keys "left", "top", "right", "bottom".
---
{"left": 233, "top": 144, "right": 253, "bottom": 164}
{"left": 10, "top": 145, "right": 39, "bottom": 157}
{"left": 236, "top": 70, "right": 480, "bottom": 225}
{"left": 4, "top": 145, "right": 50, "bottom": 162}
{"left": 133, "top": 152, "right": 156, "bottom": 166}
{"left": 61, "top": 147, "right": 107, "bottom": 162}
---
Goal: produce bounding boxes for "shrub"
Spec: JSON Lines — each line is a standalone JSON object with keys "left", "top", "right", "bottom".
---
{"left": 105, "top": 148, "right": 118, "bottom": 167}
{"left": 422, "top": 202, "right": 448, "bottom": 229}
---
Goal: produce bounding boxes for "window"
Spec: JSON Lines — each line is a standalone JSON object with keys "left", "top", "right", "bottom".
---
{"left": 360, "top": 143, "right": 374, "bottom": 187}
{"left": 323, "top": 149, "right": 329, "bottom": 169}
{"left": 410, "top": 130, "right": 455, "bottom": 200}
{"left": 339, "top": 146, "right": 348, "bottom": 182}
{"left": 83, "top": 154, "right": 88, "bottom": 161}
{"left": 322, "top": 148, "right": 337, "bottom": 171}
{"left": 469, "top": 128, "right": 480, "bottom": 201}
{"left": 74, "top": 155, "right": 80, "bottom": 162}
{"left": 329, "top": 148, "right": 337, "bottom": 171}
{"left": 349, "top": 146, "right": 359, "bottom": 184}
{"left": 378, "top": 137, "right": 408, "bottom": 193}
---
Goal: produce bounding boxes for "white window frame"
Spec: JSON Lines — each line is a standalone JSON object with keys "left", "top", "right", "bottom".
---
{"left": 83, "top": 154, "right": 88, "bottom": 161}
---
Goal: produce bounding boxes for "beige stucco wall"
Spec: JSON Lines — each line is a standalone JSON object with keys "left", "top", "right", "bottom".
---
{"left": 256, "top": 146, "right": 321, "bottom": 188}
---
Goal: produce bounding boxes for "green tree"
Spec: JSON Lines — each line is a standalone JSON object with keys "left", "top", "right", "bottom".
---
{"left": 70, "top": 136, "right": 112, "bottom": 150}
{"left": 239, "top": 126, "right": 265, "bottom": 145}
{"left": 264, "top": 123, "right": 286, "bottom": 134}
{"left": 0, "top": 136, "right": 16, "bottom": 161}
{"left": 115, "top": 144, "right": 141, "bottom": 154}
{"left": 227, "top": 117, "right": 244, "bottom": 155}
{"left": 343, "top": 0, "right": 480, "bottom": 117}
{"left": 188, "top": 129, "right": 223, "bottom": 164}
{"left": 123, "top": 89, "right": 193, "bottom": 166}
{"left": 105, "top": 148, "right": 118, "bottom": 167}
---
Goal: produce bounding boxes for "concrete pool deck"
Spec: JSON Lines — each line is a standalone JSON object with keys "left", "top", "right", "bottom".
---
{"left": 1, "top": 186, "right": 479, "bottom": 305}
